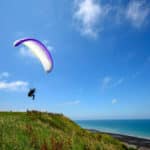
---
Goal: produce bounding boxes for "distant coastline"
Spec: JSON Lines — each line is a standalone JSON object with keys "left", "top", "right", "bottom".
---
{"left": 76, "top": 119, "right": 150, "bottom": 140}
{"left": 87, "top": 127, "right": 150, "bottom": 140}
{"left": 88, "top": 129, "right": 150, "bottom": 149}
{"left": 76, "top": 119, "right": 150, "bottom": 149}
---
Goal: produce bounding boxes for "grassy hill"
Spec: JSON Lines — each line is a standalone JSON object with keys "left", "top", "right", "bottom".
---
{"left": 0, "top": 111, "right": 135, "bottom": 150}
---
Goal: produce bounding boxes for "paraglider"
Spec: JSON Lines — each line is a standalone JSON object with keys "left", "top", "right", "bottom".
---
{"left": 28, "top": 88, "right": 36, "bottom": 100}
{"left": 13, "top": 38, "right": 53, "bottom": 73}
{"left": 13, "top": 38, "right": 54, "bottom": 100}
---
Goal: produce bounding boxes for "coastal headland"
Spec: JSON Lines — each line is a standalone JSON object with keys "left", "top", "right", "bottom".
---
{"left": 89, "top": 129, "right": 150, "bottom": 150}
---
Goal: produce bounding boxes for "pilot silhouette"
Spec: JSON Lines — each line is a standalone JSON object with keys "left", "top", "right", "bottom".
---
{"left": 28, "top": 88, "right": 36, "bottom": 100}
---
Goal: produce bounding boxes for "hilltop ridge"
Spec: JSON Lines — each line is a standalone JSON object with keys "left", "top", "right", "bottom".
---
{"left": 0, "top": 110, "right": 135, "bottom": 150}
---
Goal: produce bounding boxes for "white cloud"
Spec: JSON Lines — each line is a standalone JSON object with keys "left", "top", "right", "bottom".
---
{"left": 101, "top": 76, "right": 112, "bottom": 89}
{"left": 112, "top": 78, "right": 124, "bottom": 87}
{"left": 0, "top": 72, "right": 10, "bottom": 79}
{"left": 73, "top": 0, "right": 150, "bottom": 37}
{"left": 19, "top": 46, "right": 35, "bottom": 58}
{"left": 101, "top": 76, "right": 124, "bottom": 89}
{"left": 42, "top": 40, "right": 54, "bottom": 52}
{"left": 112, "top": 98, "right": 117, "bottom": 104}
{"left": 126, "top": 0, "right": 150, "bottom": 28}
{"left": 0, "top": 81, "right": 29, "bottom": 91}
{"left": 62, "top": 100, "right": 80, "bottom": 106}
{"left": 74, "top": 0, "right": 110, "bottom": 37}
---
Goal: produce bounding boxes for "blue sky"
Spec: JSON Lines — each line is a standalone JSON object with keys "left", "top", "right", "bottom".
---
{"left": 0, "top": 0, "right": 150, "bottom": 119}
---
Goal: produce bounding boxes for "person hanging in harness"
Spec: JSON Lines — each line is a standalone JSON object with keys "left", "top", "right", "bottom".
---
{"left": 28, "top": 88, "right": 36, "bottom": 100}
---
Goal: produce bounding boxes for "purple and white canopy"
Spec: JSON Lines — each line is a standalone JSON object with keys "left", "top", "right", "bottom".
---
{"left": 14, "top": 38, "right": 53, "bottom": 73}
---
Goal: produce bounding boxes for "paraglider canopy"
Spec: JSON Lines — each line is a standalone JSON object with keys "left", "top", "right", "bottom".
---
{"left": 13, "top": 38, "right": 53, "bottom": 73}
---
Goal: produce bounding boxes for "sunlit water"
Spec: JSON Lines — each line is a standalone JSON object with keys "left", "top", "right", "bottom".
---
{"left": 75, "top": 120, "right": 150, "bottom": 139}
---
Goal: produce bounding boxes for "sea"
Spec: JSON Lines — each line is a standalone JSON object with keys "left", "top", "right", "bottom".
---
{"left": 75, "top": 119, "right": 150, "bottom": 139}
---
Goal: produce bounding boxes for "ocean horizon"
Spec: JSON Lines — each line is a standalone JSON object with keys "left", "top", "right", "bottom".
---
{"left": 75, "top": 119, "right": 150, "bottom": 139}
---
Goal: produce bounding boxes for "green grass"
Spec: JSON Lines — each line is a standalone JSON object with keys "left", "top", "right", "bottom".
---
{"left": 0, "top": 111, "right": 136, "bottom": 150}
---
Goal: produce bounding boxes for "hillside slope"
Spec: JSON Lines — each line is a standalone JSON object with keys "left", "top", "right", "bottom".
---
{"left": 0, "top": 111, "right": 135, "bottom": 150}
